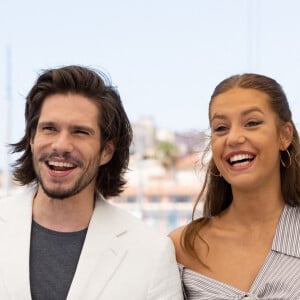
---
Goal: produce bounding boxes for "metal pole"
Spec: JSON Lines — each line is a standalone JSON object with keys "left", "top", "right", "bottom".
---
{"left": 247, "top": 0, "right": 260, "bottom": 72}
{"left": 3, "top": 46, "right": 12, "bottom": 195}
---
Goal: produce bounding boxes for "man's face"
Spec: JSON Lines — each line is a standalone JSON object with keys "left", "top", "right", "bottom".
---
{"left": 31, "top": 93, "right": 112, "bottom": 199}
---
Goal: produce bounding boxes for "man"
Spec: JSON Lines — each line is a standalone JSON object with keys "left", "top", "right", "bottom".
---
{"left": 0, "top": 65, "right": 183, "bottom": 299}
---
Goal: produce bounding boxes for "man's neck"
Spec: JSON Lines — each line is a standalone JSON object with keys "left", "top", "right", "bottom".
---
{"left": 32, "top": 187, "right": 95, "bottom": 232}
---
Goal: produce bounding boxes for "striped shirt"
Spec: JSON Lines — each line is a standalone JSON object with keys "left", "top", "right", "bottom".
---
{"left": 179, "top": 205, "right": 300, "bottom": 300}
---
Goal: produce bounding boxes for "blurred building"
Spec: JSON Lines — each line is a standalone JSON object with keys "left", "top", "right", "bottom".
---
{"left": 131, "top": 116, "right": 156, "bottom": 157}
{"left": 112, "top": 117, "right": 207, "bottom": 233}
{"left": 112, "top": 153, "right": 205, "bottom": 234}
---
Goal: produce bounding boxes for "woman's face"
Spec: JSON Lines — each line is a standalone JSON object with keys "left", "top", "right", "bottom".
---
{"left": 209, "top": 88, "right": 291, "bottom": 192}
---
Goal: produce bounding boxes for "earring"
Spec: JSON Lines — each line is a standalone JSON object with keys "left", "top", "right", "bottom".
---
{"left": 280, "top": 149, "right": 292, "bottom": 168}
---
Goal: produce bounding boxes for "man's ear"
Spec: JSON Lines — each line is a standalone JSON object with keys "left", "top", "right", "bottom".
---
{"left": 279, "top": 122, "right": 293, "bottom": 150}
{"left": 99, "top": 141, "right": 115, "bottom": 166}
{"left": 30, "top": 137, "right": 34, "bottom": 152}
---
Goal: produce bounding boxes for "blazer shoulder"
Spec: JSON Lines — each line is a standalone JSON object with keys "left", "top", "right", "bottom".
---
{"left": 0, "top": 188, "right": 34, "bottom": 218}
{"left": 99, "top": 198, "right": 172, "bottom": 242}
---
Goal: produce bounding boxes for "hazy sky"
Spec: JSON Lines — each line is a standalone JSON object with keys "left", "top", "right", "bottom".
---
{"left": 1, "top": 0, "right": 300, "bottom": 165}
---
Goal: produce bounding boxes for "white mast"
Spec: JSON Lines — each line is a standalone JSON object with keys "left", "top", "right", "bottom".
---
{"left": 247, "top": 0, "right": 260, "bottom": 72}
{"left": 2, "top": 46, "right": 12, "bottom": 196}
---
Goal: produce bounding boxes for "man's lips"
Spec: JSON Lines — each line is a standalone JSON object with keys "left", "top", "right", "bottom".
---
{"left": 46, "top": 160, "right": 76, "bottom": 172}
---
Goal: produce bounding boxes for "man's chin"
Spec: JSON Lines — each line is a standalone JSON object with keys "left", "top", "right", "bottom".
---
{"left": 41, "top": 186, "right": 80, "bottom": 200}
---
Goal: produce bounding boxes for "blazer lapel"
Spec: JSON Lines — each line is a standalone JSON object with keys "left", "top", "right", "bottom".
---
{"left": 0, "top": 190, "right": 34, "bottom": 299}
{"left": 67, "top": 196, "right": 129, "bottom": 300}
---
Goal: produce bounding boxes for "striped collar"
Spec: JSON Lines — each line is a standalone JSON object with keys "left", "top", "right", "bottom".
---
{"left": 272, "top": 205, "right": 300, "bottom": 258}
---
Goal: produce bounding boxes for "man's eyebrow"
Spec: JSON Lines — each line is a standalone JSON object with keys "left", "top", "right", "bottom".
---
{"left": 37, "top": 121, "right": 55, "bottom": 128}
{"left": 72, "top": 125, "right": 96, "bottom": 135}
{"left": 37, "top": 122, "right": 96, "bottom": 135}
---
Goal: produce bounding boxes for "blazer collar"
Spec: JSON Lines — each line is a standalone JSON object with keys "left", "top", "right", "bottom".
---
{"left": 67, "top": 194, "right": 130, "bottom": 299}
{"left": 0, "top": 191, "right": 130, "bottom": 300}
{"left": 0, "top": 189, "right": 34, "bottom": 299}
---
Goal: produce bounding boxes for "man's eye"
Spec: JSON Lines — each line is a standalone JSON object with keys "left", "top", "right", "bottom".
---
{"left": 75, "top": 130, "right": 89, "bottom": 135}
{"left": 42, "top": 126, "right": 56, "bottom": 131}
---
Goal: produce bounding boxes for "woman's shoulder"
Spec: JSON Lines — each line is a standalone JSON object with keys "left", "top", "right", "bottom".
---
{"left": 168, "top": 225, "right": 190, "bottom": 264}
{"left": 169, "top": 225, "right": 186, "bottom": 246}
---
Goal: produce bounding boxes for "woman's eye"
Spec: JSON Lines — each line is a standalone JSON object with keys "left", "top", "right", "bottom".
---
{"left": 246, "top": 120, "right": 262, "bottom": 127}
{"left": 213, "top": 125, "right": 228, "bottom": 132}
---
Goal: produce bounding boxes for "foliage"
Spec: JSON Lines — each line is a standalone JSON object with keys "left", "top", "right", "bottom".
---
{"left": 154, "top": 141, "right": 179, "bottom": 170}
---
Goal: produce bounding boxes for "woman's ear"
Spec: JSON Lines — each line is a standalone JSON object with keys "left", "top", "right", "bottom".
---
{"left": 279, "top": 122, "right": 293, "bottom": 150}
{"left": 99, "top": 141, "right": 115, "bottom": 166}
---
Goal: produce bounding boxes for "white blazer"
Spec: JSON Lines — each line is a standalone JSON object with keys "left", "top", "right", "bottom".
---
{"left": 0, "top": 190, "right": 183, "bottom": 299}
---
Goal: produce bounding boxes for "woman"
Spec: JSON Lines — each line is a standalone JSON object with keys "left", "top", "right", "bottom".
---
{"left": 170, "top": 73, "right": 300, "bottom": 299}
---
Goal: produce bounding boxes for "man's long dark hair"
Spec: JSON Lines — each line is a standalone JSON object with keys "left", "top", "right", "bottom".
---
{"left": 10, "top": 65, "right": 133, "bottom": 198}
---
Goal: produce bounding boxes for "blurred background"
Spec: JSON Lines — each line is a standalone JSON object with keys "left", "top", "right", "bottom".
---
{"left": 1, "top": 0, "right": 300, "bottom": 233}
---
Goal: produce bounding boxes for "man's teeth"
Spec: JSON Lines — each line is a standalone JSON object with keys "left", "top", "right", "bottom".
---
{"left": 229, "top": 154, "right": 254, "bottom": 164}
{"left": 48, "top": 161, "right": 74, "bottom": 168}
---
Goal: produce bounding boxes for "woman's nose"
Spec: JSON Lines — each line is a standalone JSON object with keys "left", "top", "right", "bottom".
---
{"left": 226, "top": 127, "right": 246, "bottom": 146}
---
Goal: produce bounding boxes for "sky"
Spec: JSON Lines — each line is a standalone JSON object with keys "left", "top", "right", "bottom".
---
{"left": 1, "top": 0, "right": 300, "bottom": 170}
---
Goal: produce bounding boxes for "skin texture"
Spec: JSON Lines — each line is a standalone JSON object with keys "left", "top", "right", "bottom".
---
{"left": 30, "top": 93, "right": 114, "bottom": 232}
{"left": 210, "top": 88, "right": 287, "bottom": 193}
{"left": 170, "top": 88, "right": 293, "bottom": 292}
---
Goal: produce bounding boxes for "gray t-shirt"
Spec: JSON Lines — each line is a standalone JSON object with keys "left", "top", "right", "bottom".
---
{"left": 30, "top": 220, "right": 87, "bottom": 300}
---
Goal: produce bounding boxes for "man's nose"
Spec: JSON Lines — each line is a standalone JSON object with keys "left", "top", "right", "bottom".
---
{"left": 51, "top": 131, "right": 74, "bottom": 153}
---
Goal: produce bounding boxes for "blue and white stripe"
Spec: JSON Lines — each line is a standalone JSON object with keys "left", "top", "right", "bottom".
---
{"left": 179, "top": 205, "right": 300, "bottom": 300}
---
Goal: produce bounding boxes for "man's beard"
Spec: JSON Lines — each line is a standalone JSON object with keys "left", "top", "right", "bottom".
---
{"left": 37, "top": 172, "right": 97, "bottom": 200}
{"left": 34, "top": 153, "right": 100, "bottom": 200}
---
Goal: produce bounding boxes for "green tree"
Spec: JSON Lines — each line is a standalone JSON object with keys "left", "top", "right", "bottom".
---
{"left": 154, "top": 141, "right": 179, "bottom": 172}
